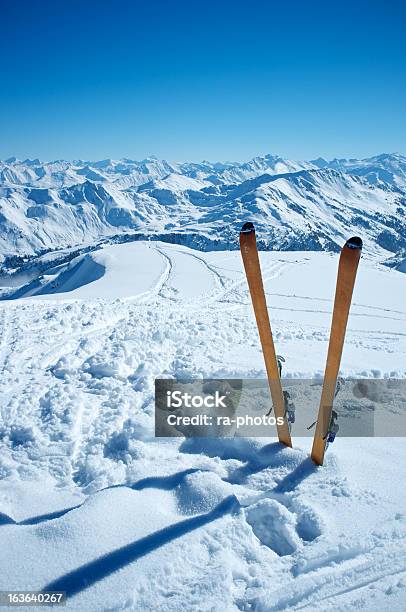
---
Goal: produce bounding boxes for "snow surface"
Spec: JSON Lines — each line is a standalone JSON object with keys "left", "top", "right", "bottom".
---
{"left": 0, "top": 240, "right": 405, "bottom": 610}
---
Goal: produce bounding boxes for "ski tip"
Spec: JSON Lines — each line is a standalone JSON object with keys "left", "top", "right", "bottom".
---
{"left": 241, "top": 222, "right": 255, "bottom": 234}
{"left": 345, "top": 236, "right": 363, "bottom": 250}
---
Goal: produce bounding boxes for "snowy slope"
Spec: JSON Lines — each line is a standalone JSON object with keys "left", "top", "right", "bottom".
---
{"left": 2, "top": 243, "right": 168, "bottom": 300}
{"left": 313, "top": 152, "right": 406, "bottom": 188}
{"left": 0, "top": 241, "right": 405, "bottom": 610}
{"left": 1, "top": 153, "right": 406, "bottom": 258}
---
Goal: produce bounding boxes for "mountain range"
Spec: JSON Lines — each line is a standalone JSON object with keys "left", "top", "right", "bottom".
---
{"left": 1, "top": 153, "right": 405, "bottom": 264}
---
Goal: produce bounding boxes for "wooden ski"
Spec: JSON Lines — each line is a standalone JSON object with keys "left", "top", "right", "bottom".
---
{"left": 311, "top": 236, "right": 363, "bottom": 465}
{"left": 239, "top": 222, "right": 292, "bottom": 447}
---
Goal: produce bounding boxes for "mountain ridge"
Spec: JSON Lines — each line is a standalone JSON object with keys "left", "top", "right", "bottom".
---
{"left": 1, "top": 153, "right": 405, "bottom": 262}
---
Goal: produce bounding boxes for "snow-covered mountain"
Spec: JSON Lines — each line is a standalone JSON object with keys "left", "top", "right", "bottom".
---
{"left": 311, "top": 153, "right": 406, "bottom": 188}
{"left": 1, "top": 153, "right": 405, "bottom": 260}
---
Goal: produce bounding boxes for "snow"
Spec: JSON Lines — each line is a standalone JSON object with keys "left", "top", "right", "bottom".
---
{"left": 3, "top": 243, "right": 167, "bottom": 300}
{"left": 139, "top": 173, "right": 210, "bottom": 192}
{"left": 0, "top": 239, "right": 405, "bottom": 610}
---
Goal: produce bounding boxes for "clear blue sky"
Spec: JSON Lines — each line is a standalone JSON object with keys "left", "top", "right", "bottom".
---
{"left": 1, "top": 0, "right": 405, "bottom": 162}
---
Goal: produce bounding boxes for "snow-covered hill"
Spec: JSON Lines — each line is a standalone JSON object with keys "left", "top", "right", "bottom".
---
{"left": 1, "top": 153, "right": 405, "bottom": 260}
{"left": 0, "top": 240, "right": 405, "bottom": 610}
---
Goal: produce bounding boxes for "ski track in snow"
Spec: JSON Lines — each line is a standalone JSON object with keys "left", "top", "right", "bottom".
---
{"left": 0, "top": 241, "right": 405, "bottom": 611}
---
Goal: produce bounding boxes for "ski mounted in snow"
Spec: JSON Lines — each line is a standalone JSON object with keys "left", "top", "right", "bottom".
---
{"left": 311, "top": 236, "right": 362, "bottom": 465}
{"left": 240, "top": 222, "right": 362, "bottom": 463}
{"left": 239, "top": 222, "right": 292, "bottom": 447}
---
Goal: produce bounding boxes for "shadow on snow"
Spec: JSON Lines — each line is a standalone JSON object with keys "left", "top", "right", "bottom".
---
{"left": 43, "top": 495, "right": 239, "bottom": 599}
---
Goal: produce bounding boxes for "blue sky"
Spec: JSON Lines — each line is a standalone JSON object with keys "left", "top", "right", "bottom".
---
{"left": 1, "top": 0, "right": 405, "bottom": 162}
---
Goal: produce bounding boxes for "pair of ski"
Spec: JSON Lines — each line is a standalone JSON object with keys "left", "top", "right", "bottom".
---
{"left": 240, "top": 222, "right": 362, "bottom": 465}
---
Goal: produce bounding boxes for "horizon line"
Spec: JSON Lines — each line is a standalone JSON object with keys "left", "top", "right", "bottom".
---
{"left": 1, "top": 151, "right": 404, "bottom": 166}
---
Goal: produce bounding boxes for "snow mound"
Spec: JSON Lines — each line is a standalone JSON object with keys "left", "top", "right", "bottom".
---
{"left": 9, "top": 253, "right": 106, "bottom": 298}
{"left": 3, "top": 241, "right": 226, "bottom": 302}
{"left": 4, "top": 242, "right": 167, "bottom": 300}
